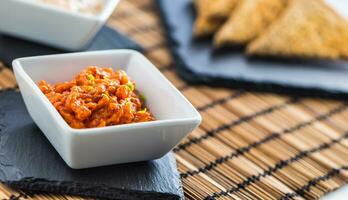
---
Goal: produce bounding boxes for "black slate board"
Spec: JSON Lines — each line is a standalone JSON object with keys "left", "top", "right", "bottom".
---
{"left": 157, "top": 0, "right": 348, "bottom": 99}
{"left": 0, "top": 26, "right": 143, "bottom": 67}
{"left": 0, "top": 90, "right": 183, "bottom": 200}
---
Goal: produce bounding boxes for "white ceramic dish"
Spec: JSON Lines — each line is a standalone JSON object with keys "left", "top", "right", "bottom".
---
{"left": 0, "top": 0, "right": 120, "bottom": 50}
{"left": 13, "top": 50, "right": 201, "bottom": 169}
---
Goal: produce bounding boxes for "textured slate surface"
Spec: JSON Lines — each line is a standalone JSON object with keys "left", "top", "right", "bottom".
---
{"left": 0, "top": 26, "right": 143, "bottom": 67}
{"left": 0, "top": 90, "right": 183, "bottom": 200}
{"left": 157, "top": 0, "right": 348, "bottom": 99}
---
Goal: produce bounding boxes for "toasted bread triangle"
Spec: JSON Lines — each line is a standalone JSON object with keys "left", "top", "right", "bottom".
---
{"left": 193, "top": 0, "right": 237, "bottom": 38}
{"left": 207, "top": 0, "right": 238, "bottom": 21}
{"left": 193, "top": 0, "right": 220, "bottom": 38}
{"left": 247, "top": 0, "right": 348, "bottom": 60}
{"left": 214, "top": 0, "right": 286, "bottom": 47}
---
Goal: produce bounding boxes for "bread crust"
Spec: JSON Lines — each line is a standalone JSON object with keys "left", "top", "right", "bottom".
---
{"left": 193, "top": 0, "right": 237, "bottom": 38}
{"left": 247, "top": 0, "right": 348, "bottom": 60}
{"left": 214, "top": 0, "right": 286, "bottom": 47}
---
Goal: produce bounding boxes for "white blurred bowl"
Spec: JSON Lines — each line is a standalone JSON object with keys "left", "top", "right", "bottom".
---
{"left": 13, "top": 50, "right": 202, "bottom": 169}
{"left": 0, "top": 0, "right": 120, "bottom": 50}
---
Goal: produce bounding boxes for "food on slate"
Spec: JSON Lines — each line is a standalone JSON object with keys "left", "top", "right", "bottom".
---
{"left": 39, "top": 66, "right": 154, "bottom": 129}
{"left": 247, "top": 0, "right": 348, "bottom": 60}
{"left": 192, "top": 0, "right": 348, "bottom": 60}
{"left": 31, "top": 0, "right": 104, "bottom": 15}
{"left": 214, "top": 0, "right": 286, "bottom": 47}
{"left": 207, "top": 0, "right": 238, "bottom": 21}
{"left": 193, "top": 0, "right": 222, "bottom": 38}
{"left": 193, "top": 0, "right": 237, "bottom": 38}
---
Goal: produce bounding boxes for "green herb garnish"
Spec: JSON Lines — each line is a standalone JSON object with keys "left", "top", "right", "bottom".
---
{"left": 126, "top": 82, "right": 135, "bottom": 92}
{"left": 86, "top": 74, "right": 94, "bottom": 81}
{"left": 138, "top": 108, "right": 147, "bottom": 114}
{"left": 139, "top": 93, "right": 147, "bottom": 102}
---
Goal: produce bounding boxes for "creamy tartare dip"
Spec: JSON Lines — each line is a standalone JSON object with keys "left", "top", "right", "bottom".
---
{"left": 29, "top": 0, "right": 104, "bottom": 15}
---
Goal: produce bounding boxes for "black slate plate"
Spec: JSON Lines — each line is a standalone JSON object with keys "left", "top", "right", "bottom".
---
{"left": 0, "top": 26, "right": 143, "bottom": 67}
{"left": 0, "top": 90, "right": 183, "bottom": 200}
{"left": 157, "top": 0, "right": 348, "bottom": 99}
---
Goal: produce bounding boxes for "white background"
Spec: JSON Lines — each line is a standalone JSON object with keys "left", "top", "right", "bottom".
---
{"left": 318, "top": 1, "right": 348, "bottom": 199}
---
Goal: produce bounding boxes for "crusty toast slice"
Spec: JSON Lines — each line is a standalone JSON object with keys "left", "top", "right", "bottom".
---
{"left": 247, "top": 0, "right": 348, "bottom": 60}
{"left": 193, "top": 0, "right": 237, "bottom": 38}
{"left": 214, "top": 0, "right": 286, "bottom": 47}
{"left": 193, "top": 0, "right": 220, "bottom": 38}
{"left": 207, "top": 0, "right": 238, "bottom": 21}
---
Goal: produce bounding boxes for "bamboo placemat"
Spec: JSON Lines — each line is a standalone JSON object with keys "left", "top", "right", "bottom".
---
{"left": 1, "top": 0, "right": 348, "bottom": 199}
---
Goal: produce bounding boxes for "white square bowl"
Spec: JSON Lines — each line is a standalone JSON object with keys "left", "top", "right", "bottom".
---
{"left": 13, "top": 50, "right": 201, "bottom": 169}
{"left": 0, "top": 0, "right": 120, "bottom": 50}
